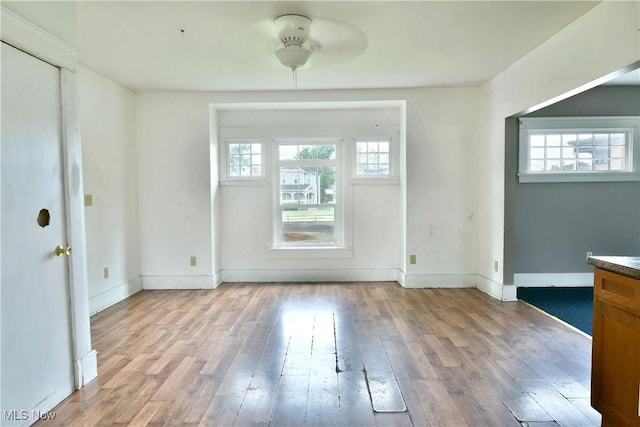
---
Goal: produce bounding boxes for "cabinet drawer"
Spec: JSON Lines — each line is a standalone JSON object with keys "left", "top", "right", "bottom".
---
{"left": 594, "top": 268, "right": 640, "bottom": 316}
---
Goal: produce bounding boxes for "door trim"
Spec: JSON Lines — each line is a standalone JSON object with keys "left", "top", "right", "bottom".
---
{"left": 1, "top": 6, "right": 97, "bottom": 391}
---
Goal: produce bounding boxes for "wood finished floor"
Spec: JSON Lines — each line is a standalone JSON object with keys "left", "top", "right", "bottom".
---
{"left": 38, "top": 282, "right": 601, "bottom": 427}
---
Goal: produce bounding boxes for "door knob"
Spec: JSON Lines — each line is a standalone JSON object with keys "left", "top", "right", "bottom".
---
{"left": 55, "top": 245, "right": 72, "bottom": 256}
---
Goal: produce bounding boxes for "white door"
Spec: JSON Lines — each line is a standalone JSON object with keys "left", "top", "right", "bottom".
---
{"left": 1, "top": 42, "right": 75, "bottom": 426}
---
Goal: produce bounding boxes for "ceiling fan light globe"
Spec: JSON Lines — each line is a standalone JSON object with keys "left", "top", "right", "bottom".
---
{"left": 275, "top": 45, "right": 312, "bottom": 70}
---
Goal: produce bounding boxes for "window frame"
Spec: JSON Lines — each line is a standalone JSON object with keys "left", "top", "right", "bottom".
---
{"left": 350, "top": 135, "right": 399, "bottom": 184}
{"left": 518, "top": 116, "right": 640, "bottom": 183}
{"left": 219, "top": 139, "right": 266, "bottom": 183}
{"left": 273, "top": 138, "right": 343, "bottom": 248}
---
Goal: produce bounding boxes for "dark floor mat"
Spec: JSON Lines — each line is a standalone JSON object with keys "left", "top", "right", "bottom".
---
{"left": 517, "top": 287, "right": 593, "bottom": 335}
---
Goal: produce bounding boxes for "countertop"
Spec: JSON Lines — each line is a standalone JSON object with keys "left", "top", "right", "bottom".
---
{"left": 587, "top": 256, "right": 640, "bottom": 280}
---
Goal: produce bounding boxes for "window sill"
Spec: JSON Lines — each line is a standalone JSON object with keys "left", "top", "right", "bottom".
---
{"left": 266, "top": 247, "right": 353, "bottom": 259}
{"left": 350, "top": 176, "right": 400, "bottom": 185}
{"left": 518, "top": 172, "right": 640, "bottom": 183}
{"left": 219, "top": 178, "right": 267, "bottom": 186}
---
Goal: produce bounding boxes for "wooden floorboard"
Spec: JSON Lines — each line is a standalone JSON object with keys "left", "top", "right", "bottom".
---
{"left": 36, "top": 282, "right": 601, "bottom": 426}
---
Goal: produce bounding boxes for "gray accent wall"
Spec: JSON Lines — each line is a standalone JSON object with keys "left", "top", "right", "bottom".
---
{"left": 505, "top": 85, "right": 640, "bottom": 279}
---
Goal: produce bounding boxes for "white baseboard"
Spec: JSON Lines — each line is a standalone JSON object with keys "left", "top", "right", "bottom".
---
{"left": 514, "top": 273, "right": 594, "bottom": 288}
{"left": 221, "top": 268, "right": 399, "bottom": 283}
{"left": 399, "top": 273, "right": 476, "bottom": 289}
{"left": 142, "top": 275, "right": 216, "bottom": 289}
{"left": 89, "top": 276, "right": 143, "bottom": 315}
{"left": 213, "top": 270, "right": 223, "bottom": 288}
{"left": 74, "top": 349, "right": 98, "bottom": 388}
{"left": 476, "top": 274, "right": 517, "bottom": 301}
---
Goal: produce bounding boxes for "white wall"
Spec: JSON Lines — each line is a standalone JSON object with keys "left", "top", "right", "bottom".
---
{"left": 477, "top": 0, "right": 640, "bottom": 300}
{"left": 79, "top": 66, "right": 141, "bottom": 313}
{"left": 136, "top": 87, "right": 478, "bottom": 288}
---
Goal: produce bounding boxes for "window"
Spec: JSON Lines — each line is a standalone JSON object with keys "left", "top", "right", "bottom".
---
{"left": 224, "top": 140, "right": 263, "bottom": 179}
{"left": 275, "top": 140, "right": 339, "bottom": 247}
{"left": 356, "top": 138, "right": 390, "bottom": 176}
{"left": 519, "top": 117, "right": 640, "bottom": 183}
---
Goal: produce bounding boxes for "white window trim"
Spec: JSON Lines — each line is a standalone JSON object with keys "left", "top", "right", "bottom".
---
{"left": 219, "top": 138, "right": 267, "bottom": 183}
{"left": 518, "top": 116, "right": 640, "bottom": 183}
{"left": 350, "top": 135, "right": 400, "bottom": 182}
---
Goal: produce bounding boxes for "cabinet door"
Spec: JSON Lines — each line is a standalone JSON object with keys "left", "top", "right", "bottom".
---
{"left": 592, "top": 300, "right": 640, "bottom": 427}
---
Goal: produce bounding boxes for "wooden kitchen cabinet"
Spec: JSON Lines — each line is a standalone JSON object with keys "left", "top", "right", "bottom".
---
{"left": 591, "top": 264, "right": 640, "bottom": 427}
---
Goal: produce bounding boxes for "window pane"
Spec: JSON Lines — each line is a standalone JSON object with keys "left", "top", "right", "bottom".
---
{"left": 610, "top": 146, "right": 625, "bottom": 158}
{"left": 546, "top": 134, "right": 561, "bottom": 146}
{"left": 530, "top": 147, "right": 545, "bottom": 159}
{"left": 562, "top": 160, "right": 576, "bottom": 171}
{"left": 562, "top": 147, "right": 575, "bottom": 158}
{"left": 592, "top": 134, "right": 608, "bottom": 145}
{"left": 610, "top": 134, "right": 625, "bottom": 145}
{"left": 610, "top": 158, "right": 625, "bottom": 170}
{"left": 530, "top": 160, "right": 544, "bottom": 171}
{"left": 356, "top": 142, "right": 367, "bottom": 153}
{"left": 595, "top": 146, "right": 609, "bottom": 159}
{"left": 299, "top": 145, "right": 316, "bottom": 159}
{"left": 378, "top": 142, "right": 390, "bottom": 152}
{"left": 251, "top": 143, "right": 261, "bottom": 153}
{"left": 562, "top": 134, "right": 577, "bottom": 146}
{"left": 547, "top": 135, "right": 561, "bottom": 146}
{"left": 281, "top": 206, "right": 335, "bottom": 244}
{"left": 594, "top": 159, "right": 608, "bottom": 171}
{"left": 530, "top": 135, "right": 545, "bottom": 146}
{"left": 546, "top": 160, "right": 561, "bottom": 171}
{"left": 578, "top": 160, "right": 592, "bottom": 170}
{"left": 317, "top": 145, "right": 336, "bottom": 160}
{"left": 279, "top": 145, "right": 297, "bottom": 160}
{"left": 547, "top": 148, "right": 561, "bottom": 159}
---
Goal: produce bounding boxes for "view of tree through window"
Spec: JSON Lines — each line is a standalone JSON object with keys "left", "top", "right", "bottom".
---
{"left": 277, "top": 143, "right": 337, "bottom": 246}
{"left": 227, "top": 142, "right": 262, "bottom": 177}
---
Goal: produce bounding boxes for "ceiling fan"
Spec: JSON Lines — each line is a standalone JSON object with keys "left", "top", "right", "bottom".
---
{"left": 221, "top": 13, "right": 368, "bottom": 82}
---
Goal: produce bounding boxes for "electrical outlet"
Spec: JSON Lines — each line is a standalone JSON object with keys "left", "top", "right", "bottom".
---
{"left": 103, "top": 267, "right": 109, "bottom": 279}
{"left": 84, "top": 194, "right": 93, "bottom": 207}
{"left": 190, "top": 256, "right": 197, "bottom": 266}
{"left": 494, "top": 260, "right": 499, "bottom": 272}
{"left": 586, "top": 251, "right": 593, "bottom": 261}
{"left": 409, "top": 254, "right": 416, "bottom": 265}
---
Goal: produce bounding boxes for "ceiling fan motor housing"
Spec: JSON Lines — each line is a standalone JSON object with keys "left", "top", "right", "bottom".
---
{"left": 275, "top": 14, "right": 312, "bottom": 47}
{"left": 274, "top": 14, "right": 313, "bottom": 70}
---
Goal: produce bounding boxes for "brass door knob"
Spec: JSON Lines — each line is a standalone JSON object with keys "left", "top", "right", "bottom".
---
{"left": 55, "top": 245, "right": 72, "bottom": 256}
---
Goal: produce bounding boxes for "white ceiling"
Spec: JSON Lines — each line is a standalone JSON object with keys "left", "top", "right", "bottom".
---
{"left": 76, "top": 1, "right": 601, "bottom": 92}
